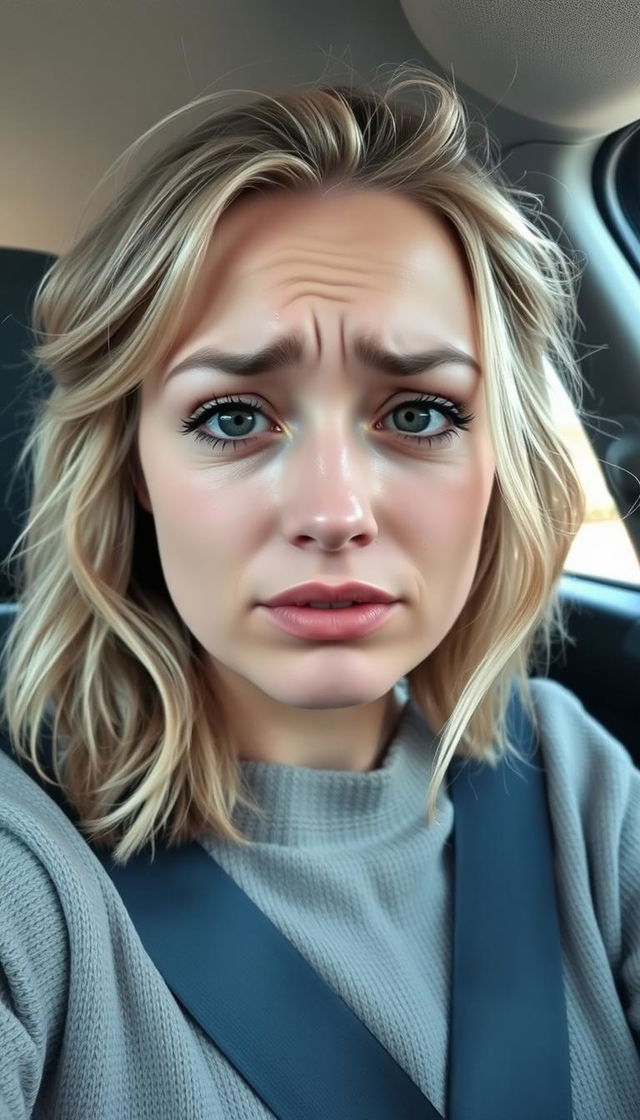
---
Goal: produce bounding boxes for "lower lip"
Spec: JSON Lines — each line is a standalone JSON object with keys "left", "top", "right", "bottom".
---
{"left": 259, "top": 602, "right": 399, "bottom": 640}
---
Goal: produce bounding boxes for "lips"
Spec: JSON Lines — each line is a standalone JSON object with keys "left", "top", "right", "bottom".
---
{"left": 262, "top": 581, "right": 397, "bottom": 608}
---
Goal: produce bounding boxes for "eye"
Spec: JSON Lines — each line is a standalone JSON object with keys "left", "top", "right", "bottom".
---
{"left": 178, "top": 392, "right": 475, "bottom": 453}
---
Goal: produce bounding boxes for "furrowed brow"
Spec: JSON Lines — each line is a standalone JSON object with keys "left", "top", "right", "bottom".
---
{"left": 164, "top": 332, "right": 480, "bottom": 382}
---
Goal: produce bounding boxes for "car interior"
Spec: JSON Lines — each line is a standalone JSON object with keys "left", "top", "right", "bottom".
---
{"left": 1, "top": 0, "right": 639, "bottom": 762}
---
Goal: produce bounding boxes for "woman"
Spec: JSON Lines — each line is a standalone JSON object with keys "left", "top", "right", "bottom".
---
{"left": 0, "top": 64, "right": 638, "bottom": 1119}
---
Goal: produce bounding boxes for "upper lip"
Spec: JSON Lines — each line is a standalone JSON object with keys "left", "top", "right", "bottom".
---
{"left": 261, "top": 582, "right": 398, "bottom": 608}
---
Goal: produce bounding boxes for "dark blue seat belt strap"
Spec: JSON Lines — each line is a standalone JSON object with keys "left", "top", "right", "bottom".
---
{"left": 446, "top": 684, "right": 573, "bottom": 1119}
{"left": 97, "top": 834, "right": 441, "bottom": 1118}
{"left": 1, "top": 680, "right": 572, "bottom": 1118}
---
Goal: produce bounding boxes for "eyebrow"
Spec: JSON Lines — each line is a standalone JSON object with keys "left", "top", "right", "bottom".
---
{"left": 164, "top": 334, "right": 480, "bottom": 383}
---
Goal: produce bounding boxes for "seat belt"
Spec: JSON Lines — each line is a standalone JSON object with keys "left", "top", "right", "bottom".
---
{"left": 0, "top": 680, "right": 572, "bottom": 1119}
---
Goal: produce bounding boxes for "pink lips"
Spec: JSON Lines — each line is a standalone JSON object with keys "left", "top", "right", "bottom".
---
{"left": 262, "top": 581, "right": 397, "bottom": 608}
{"left": 258, "top": 601, "right": 400, "bottom": 640}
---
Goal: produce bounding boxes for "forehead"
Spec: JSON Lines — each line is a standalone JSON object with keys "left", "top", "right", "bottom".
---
{"left": 209, "top": 187, "right": 469, "bottom": 280}
{"left": 168, "top": 188, "right": 478, "bottom": 364}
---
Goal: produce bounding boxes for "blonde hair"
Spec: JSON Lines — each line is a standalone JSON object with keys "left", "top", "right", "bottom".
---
{"left": 0, "top": 63, "right": 586, "bottom": 864}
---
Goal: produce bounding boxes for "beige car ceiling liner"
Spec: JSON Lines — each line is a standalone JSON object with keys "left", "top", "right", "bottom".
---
{"left": 400, "top": 0, "right": 640, "bottom": 137}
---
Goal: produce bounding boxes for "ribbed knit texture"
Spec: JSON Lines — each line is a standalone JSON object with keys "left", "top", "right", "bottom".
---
{"left": 0, "top": 675, "right": 638, "bottom": 1119}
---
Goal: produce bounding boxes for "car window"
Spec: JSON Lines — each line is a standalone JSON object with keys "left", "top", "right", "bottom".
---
{"left": 552, "top": 374, "right": 640, "bottom": 585}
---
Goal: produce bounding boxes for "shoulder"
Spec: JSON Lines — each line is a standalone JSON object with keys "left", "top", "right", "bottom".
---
{"left": 527, "top": 675, "right": 639, "bottom": 867}
{"left": 0, "top": 746, "right": 114, "bottom": 928}
{"left": 0, "top": 746, "right": 124, "bottom": 1020}
{"left": 0, "top": 745, "right": 87, "bottom": 860}
{"left": 0, "top": 751, "right": 78, "bottom": 1054}
{"left": 527, "top": 678, "right": 640, "bottom": 1031}
{"left": 528, "top": 673, "right": 635, "bottom": 773}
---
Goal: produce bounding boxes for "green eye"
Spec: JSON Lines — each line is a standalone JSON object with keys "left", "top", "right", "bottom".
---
{"left": 179, "top": 393, "right": 475, "bottom": 454}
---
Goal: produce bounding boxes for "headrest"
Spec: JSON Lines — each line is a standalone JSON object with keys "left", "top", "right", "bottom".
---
{"left": 0, "top": 247, "right": 56, "bottom": 604}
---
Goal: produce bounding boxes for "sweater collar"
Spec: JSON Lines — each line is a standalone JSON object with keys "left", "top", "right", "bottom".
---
{"left": 230, "top": 686, "right": 444, "bottom": 848}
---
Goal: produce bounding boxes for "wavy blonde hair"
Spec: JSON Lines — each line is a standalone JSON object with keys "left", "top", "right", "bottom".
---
{"left": 0, "top": 63, "right": 586, "bottom": 864}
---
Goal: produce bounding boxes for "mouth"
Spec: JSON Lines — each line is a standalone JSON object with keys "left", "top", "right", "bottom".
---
{"left": 286, "top": 599, "right": 371, "bottom": 609}
{"left": 262, "top": 582, "right": 398, "bottom": 610}
{"left": 258, "top": 600, "right": 400, "bottom": 640}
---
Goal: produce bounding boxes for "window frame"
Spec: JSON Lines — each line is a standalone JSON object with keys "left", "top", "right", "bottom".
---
{"left": 592, "top": 120, "right": 640, "bottom": 279}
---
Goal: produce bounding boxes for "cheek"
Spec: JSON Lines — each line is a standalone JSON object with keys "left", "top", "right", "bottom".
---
{"left": 391, "top": 453, "right": 494, "bottom": 617}
{"left": 395, "top": 460, "right": 492, "bottom": 544}
{"left": 146, "top": 475, "right": 245, "bottom": 652}
{"left": 143, "top": 458, "right": 259, "bottom": 607}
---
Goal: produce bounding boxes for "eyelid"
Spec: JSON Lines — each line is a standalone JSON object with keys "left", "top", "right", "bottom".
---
{"left": 183, "top": 388, "right": 465, "bottom": 422}
{"left": 178, "top": 391, "right": 476, "bottom": 461}
{"left": 186, "top": 393, "right": 265, "bottom": 424}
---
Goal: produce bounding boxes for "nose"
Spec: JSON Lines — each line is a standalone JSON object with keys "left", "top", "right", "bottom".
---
{"left": 278, "top": 420, "right": 380, "bottom": 552}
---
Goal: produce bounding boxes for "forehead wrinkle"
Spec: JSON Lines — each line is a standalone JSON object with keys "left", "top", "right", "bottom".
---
{"left": 248, "top": 263, "right": 411, "bottom": 290}
{"left": 253, "top": 242, "right": 413, "bottom": 269}
{"left": 273, "top": 280, "right": 389, "bottom": 302}
{"left": 241, "top": 248, "right": 414, "bottom": 285}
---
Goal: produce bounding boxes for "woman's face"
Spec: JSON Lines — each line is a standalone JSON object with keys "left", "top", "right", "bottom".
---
{"left": 135, "top": 187, "right": 495, "bottom": 767}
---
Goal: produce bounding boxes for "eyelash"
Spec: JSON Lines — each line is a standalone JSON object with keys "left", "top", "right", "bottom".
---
{"left": 178, "top": 392, "right": 475, "bottom": 454}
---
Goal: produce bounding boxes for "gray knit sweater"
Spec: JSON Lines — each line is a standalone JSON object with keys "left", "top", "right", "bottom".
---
{"left": 0, "top": 676, "right": 638, "bottom": 1119}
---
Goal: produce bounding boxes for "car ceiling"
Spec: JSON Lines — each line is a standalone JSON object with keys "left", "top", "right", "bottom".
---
{"left": 1, "top": 0, "right": 639, "bottom": 255}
